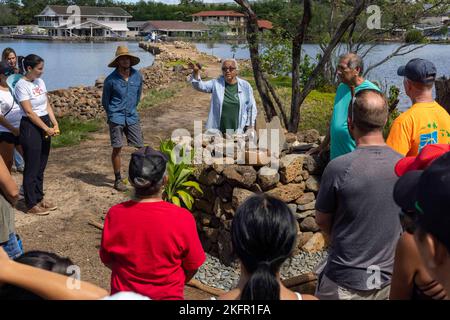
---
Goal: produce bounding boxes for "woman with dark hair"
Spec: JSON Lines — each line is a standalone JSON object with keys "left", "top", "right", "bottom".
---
{"left": 218, "top": 194, "right": 317, "bottom": 300}
{"left": 1, "top": 47, "right": 25, "bottom": 173}
{"left": 14, "top": 54, "right": 59, "bottom": 216}
{"left": 1, "top": 48, "right": 19, "bottom": 74}
{"left": 0, "top": 251, "right": 74, "bottom": 299}
{"left": 0, "top": 61, "right": 23, "bottom": 172}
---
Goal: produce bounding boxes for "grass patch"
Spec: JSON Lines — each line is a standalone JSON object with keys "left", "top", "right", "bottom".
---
{"left": 243, "top": 76, "right": 335, "bottom": 135}
{"left": 271, "top": 76, "right": 292, "bottom": 88}
{"left": 299, "top": 90, "right": 335, "bottom": 135}
{"left": 52, "top": 117, "right": 101, "bottom": 148}
{"left": 139, "top": 83, "right": 187, "bottom": 110}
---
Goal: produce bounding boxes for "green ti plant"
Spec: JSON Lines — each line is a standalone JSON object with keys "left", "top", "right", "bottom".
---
{"left": 159, "top": 139, "right": 202, "bottom": 210}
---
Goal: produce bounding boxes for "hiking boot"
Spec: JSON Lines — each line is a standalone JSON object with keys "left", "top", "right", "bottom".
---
{"left": 114, "top": 179, "right": 128, "bottom": 192}
{"left": 39, "top": 199, "right": 57, "bottom": 211}
{"left": 27, "top": 205, "right": 50, "bottom": 216}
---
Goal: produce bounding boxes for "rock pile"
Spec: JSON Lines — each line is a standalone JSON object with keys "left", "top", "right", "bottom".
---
{"left": 139, "top": 41, "right": 219, "bottom": 66}
{"left": 194, "top": 251, "right": 328, "bottom": 291}
{"left": 183, "top": 129, "right": 329, "bottom": 265}
{"left": 48, "top": 86, "right": 104, "bottom": 120}
{"left": 47, "top": 41, "right": 209, "bottom": 120}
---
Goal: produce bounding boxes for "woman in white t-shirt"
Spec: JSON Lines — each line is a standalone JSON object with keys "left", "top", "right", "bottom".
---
{"left": 2, "top": 47, "right": 26, "bottom": 173}
{"left": 14, "top": 54, "right": 59, "bottom": 216}
{"left": 0, "top": 61, "right": 23, "bottom": 171}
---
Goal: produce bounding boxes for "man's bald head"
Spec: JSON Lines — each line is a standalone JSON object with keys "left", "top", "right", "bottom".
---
{"left": 350, "top": 89, "right": 388, "bottom": 133}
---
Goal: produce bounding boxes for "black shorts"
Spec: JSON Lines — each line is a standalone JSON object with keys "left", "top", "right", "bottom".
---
{"left": 0, "top": 132, "right": 20, "bottom": 145}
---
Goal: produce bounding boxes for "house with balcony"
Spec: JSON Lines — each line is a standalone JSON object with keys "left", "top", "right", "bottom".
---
{"left": 191, "top": 10, "right": 272, "bottom": 36}
{"left": 36, "top": 5, "right": 132, "bottom": 38}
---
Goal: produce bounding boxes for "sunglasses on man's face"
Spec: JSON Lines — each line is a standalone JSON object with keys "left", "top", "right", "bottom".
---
{"left": 222, "top": 67, "right": 236, "bottom": 72}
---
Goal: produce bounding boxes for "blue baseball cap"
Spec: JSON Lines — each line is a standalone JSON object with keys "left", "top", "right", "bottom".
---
{"left": 397, "top": 58, "right": 437, "bottom": 84}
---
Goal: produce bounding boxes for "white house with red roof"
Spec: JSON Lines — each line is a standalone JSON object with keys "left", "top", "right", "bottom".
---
{"left": 192, "top": 10, "right": 272, "bottom": 36}
{"left": 36, "top": 5, "right": 132, "bottom": 38}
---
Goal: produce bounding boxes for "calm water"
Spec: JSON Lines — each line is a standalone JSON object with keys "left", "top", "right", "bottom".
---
{"left": 1, "top": 39, "right": 448, "bottom": 112}
{"left": 0, "top": 39, "right": 154, "bottom": 90}
{"left": 195, "top": 42, "right": 450, "bottom": 111}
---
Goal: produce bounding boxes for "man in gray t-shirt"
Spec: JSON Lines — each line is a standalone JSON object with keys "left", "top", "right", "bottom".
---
{"left": 315, "top": 89, "right": 402, "bottom": 300}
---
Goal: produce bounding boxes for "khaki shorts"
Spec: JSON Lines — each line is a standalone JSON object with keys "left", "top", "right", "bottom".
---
{"left": 315, "top": 274, "right": 391, "bottom": 300}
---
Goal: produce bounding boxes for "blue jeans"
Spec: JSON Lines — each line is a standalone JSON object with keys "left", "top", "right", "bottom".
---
{"left": 1, "top": 233, "right": 23, "bottom": 259}
{"left": 14, "top": 149, "right": 24, "bottom": 169}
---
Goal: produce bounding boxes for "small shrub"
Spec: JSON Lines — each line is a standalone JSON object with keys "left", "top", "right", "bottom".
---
{"left": 159, "top": 139, "right": 202, "bottom": 211}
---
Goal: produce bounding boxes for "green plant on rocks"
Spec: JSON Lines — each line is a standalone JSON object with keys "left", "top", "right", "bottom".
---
{"left": 159, "top": 139, "right": 202, "bottom": 210}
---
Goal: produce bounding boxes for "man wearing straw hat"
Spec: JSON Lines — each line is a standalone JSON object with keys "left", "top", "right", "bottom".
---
{"left": 102, "top": 46, "right": 144, "bottom": 192}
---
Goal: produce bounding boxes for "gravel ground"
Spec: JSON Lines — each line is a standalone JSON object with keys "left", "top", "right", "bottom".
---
{"left": 194, "top": 251, "right": 328, "bottom": 291}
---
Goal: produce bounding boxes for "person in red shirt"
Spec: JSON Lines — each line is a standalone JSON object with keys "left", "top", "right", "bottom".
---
{"left": 100, "top": 146, "right": 206, "bottom": 300}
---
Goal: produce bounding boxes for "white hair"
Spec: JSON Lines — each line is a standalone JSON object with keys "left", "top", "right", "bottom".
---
{"left": 222, "top": 59, "right": 239, "bottom": 71}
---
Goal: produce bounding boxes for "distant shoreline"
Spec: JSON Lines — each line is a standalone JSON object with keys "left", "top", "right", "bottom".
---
{"left": 1, "top": 34, "right": 449, "bottom": 45}
{"left": 0, "top": 34, "right": 143, "bottom": 43}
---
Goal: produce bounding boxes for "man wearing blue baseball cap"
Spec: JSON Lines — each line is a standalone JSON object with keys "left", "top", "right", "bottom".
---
{"left": 387, "top": 58, "right": 450, "bottom": 156}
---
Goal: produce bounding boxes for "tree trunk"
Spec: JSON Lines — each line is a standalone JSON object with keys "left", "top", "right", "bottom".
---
{"left": 290, "top": 0, "right": 312, "bottom": 133}
{"left": 246, "top": 21, "right": 277, "bottom": 121}
{"left": 436, "top": 77, "right": 450, "bottom": 115}
{"left": 235, "top": 0, "right": 278, "bottom": 122}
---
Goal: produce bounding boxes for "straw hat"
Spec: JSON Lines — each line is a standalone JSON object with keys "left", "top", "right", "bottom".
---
{"left": 108, "top": 46, "right": 140, "bottom": 68}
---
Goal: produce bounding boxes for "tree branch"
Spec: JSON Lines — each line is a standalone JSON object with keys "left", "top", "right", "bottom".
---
{"left": 262, "top": 74, "right": 289, "bottom": 128}
{"left": 288, "top": 0, "right": 371, "bottom": 132}
{"left": 364, "top": 42, "right": 427, "bottom": 77}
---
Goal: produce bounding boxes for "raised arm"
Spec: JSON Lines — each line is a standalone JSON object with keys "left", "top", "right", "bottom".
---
{"left": 188, "top": 62, "right": 214, "bottom": 93}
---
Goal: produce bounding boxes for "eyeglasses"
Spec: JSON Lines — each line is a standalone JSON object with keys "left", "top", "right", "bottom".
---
{"left": 399, "top": 209, "right": 418, "bottom": 234}
{"left": 222, "top": 67, "right": 236, "bottom": 72}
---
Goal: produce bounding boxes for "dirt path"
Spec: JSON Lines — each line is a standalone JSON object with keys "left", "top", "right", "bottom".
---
{"left": 13, "top": 52, "right": 221, "bottom": 300}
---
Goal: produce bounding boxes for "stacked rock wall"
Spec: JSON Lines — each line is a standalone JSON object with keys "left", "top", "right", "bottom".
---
{"left": 190, "top": 129, "right": 329, "bottom": 265}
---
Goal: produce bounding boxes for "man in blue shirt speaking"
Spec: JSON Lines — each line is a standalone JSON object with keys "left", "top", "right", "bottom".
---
{"left": 102, "top": 46, "right": 144, "bottom": 191}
